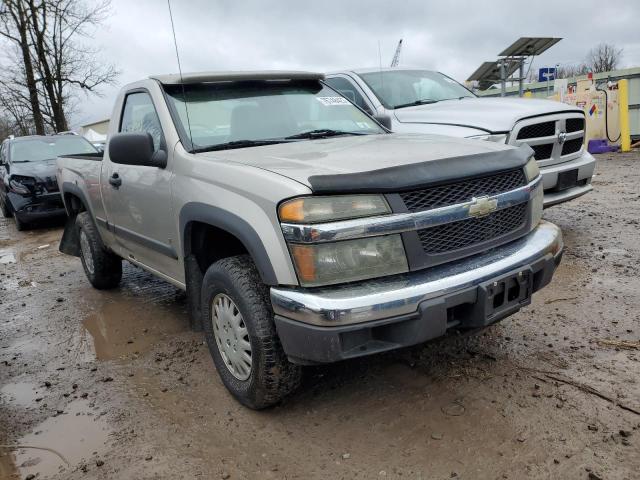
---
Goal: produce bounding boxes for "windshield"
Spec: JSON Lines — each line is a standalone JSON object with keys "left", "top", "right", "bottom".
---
{"left": 164, "top": 80, "right": 384, "bottom": 151}
{"left": 10, "top": 136, "right": 98, "bottom": 162}
{"left": 359, "top": 70, "right": 475, "bottom": 109}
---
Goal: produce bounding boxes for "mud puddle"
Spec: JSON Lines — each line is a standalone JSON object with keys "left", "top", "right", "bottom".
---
{"left": 0, "top": 381, "right": 41, "bottom": 408}
{"left": 1, "top": 400, "right": 112, "bottom": 479}
{"left": 23, "top": 259, "right": 194, "bottom": 363}
{"left": 0, "top": 249, "right": 16, "bottom": 264}
{"left": 80, "top": 296, "right": 188, "bottom": 361}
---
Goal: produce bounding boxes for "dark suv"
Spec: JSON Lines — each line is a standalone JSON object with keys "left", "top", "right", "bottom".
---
{"left": 0, "top": 134, "right": 98, "bottom": 230}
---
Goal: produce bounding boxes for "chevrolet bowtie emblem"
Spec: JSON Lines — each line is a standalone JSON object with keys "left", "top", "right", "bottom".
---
{"left": 469, "top": 196, "right": 498, "bottom": 217}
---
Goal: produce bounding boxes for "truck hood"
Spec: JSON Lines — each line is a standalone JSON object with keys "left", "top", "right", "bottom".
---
{"left": 202, "top": 134, "right": 531, "bottom": 192}
{"left": 9, "top": 159, "right": 57, "bottom": 180}
{"left": 393, "top": 97, "right": 583, "bottom": 133}
{"left": 7, "top": 159, "right": 60, "bottom": 194}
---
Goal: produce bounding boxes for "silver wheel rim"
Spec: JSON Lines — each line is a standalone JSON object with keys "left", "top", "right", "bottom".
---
{"left": 79, "top": 230, "right": 95, "bottom": 275}
{"left": 211, "top": 293, "right": 252, "bottom": 381}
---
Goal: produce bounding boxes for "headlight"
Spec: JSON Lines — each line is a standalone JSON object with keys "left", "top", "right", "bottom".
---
{"left": 9, "top": 176, "right": 33, "bottom": 195}
{"left": 289, "top": 234, "right": 408, "bottom": 287}
{"left": 468, "top": 133, "right": 508, "bottom": 143}
{"left": 279, "top": 195, "right": 390, "bottom": 224}
{"left": 523, "top": 157, "right": 540, "bottom": 182}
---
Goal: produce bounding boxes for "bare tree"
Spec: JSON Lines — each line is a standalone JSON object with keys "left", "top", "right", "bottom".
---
{"left": 0, "top": 0, "right": 46, "bottom": 133}
{"left": 0, "top": 0, "right": 118, "bottom": 134}
{"left": 587, "top": 43, "right": 623, "bottom": 73}
{"left": 26, "top": 0, "right": 118, "bottom": 131}
{"left": 557, "top": 63, "right": 589, "bottom": 80}
{"left": 0, "top": 115, "right": 14, "bottom": 140}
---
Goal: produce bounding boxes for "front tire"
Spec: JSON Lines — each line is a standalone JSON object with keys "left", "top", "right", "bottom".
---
{"left": 76, "top": 212, "right": 122, "bottom": 289}
{"left": 201, "top": 255, "right": 301, "bottom": 409}
{"left": 13, "top": 211, "right": 26, "bottom": 231}
{"left": 1, "top": 199, "right": 11, "bottom": 218}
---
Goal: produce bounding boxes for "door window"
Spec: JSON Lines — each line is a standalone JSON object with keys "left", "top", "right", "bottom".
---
{"left": 120, "top": 92, "right": 164, "bottom": 151}
{"left": 324, "top": 77, "right": 373, "bottom": 114}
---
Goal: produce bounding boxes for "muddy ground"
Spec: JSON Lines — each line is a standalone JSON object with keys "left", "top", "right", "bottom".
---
{"left": 1, "top": 151, "right": 639, "bottom": 480}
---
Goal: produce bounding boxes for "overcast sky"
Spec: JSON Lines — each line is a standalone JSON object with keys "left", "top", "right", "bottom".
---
{"left": 75, "top": 0, "right": 640, "bottom": 127}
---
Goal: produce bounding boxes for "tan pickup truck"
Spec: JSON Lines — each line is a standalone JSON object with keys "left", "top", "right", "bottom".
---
{"left": 57, "top": 71, "right": 563, "bottom": 409}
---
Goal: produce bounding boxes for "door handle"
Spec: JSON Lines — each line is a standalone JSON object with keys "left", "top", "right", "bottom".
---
{"left": 109, "top": 172, "right": 122, "bottom": 189}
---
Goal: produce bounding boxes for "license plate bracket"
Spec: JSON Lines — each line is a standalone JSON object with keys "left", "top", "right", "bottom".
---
{"left": 556, "top": 169, "right": 579, "bottom": 191}
{"left": 468, "top": 268, "right": 533, "bottom": 326}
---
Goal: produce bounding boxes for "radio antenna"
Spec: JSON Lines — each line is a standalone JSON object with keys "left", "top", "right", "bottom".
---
{"left": 167, "top": 0, "right": 194, "bottom": 150}
{"left": 378, "top": 40, "right": 385, "bottom": 94}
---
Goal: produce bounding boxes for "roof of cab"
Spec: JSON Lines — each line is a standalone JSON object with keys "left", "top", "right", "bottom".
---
{"left": 150, "top": 70, "right": 325, "bottom": 85}
{"left": 327, "top": 67, "right": 430, "bottom": 75}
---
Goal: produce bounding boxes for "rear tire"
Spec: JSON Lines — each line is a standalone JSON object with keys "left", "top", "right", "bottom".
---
{"left": 76, "top": 212, "right": 122, "bottom": 289}
{"left": 201, "top": 255, "right": 301, "bottom": 409}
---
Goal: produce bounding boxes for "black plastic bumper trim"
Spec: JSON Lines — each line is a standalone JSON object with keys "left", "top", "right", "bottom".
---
{"left": 274, "top": 249, "right": 561, "bottom": 365}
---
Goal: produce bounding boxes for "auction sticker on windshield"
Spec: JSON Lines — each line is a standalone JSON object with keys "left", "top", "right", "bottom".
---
{"left": 316, "top": 96, "right": 351, "bottom": 106}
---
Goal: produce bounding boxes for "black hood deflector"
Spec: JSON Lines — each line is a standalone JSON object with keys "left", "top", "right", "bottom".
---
{"left": 308, "top": 144, "right": 533, "bottom": 194}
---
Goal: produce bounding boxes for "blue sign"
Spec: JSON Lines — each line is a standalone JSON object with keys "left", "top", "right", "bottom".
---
{"left": 538, "top": 67, "right": 557, "bottom": 82}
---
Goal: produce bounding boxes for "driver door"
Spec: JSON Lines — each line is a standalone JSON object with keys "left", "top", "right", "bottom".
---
{"left": 101, "top": 90, "right": 180, "bottom": 279}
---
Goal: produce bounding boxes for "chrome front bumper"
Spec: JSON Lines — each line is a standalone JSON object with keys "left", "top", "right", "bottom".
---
{"left": 540, "top": 151, "right": 596, "bottom": 207}
{"left": 271, "top": 221, "right": 563, "bottom": 327}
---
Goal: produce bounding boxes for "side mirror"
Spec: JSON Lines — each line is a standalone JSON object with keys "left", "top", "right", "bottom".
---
{"left": 108, "top": 132, "right": 167, "bottom": 168}
{"left": 373, "top": 114, "right": 392, "bottom": 131}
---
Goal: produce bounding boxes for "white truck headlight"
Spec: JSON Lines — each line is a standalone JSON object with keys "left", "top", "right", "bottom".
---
{"left": 279, "top": 195, "right": 390, "bottom": 224}
{"left": 288, "top": 234, "right": 408, "bottom": 287}
{"left": 468, "top": 133, "right": 508, "bottom": 143}
{"left": 524, "top": 157, "right": 540, "bottom": 183}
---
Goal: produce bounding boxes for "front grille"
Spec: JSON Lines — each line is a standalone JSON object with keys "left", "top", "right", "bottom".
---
{"left": 517, "top": 121, "right": 555, "bottom": 139}
{"left": 513, "top": 116, "right": 585, "bottom": 164}
{"left": 417, "top": 203, "right": 528, "bottom": 255}
{"left": 399, "top": 169, "right": 526, "bottom": 212}
{"left": 530, "top": 143, "right": 554, "bottom": 160}
{"left": 565, "top": 118, "right": 585, "bottom": 133}
{"left": 561, "top": 138, "right": 583, "bottom": 156}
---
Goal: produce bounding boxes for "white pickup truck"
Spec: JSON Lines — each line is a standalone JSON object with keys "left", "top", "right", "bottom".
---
{"left": 326, "top": 68, "right": 596, "bottom": 207}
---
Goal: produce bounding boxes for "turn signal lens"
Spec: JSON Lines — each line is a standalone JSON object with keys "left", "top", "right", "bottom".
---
{"left": 279, "top": 199, "right": 305, "bottom": 223}
{"left": 531, "top": 184, "right": 544, "bottom": 227}
{"left": 524, "top": 157, "right": 540, "bottom": 182}
{"left": 279, "top": 195, "right": 390, "bottom": 224}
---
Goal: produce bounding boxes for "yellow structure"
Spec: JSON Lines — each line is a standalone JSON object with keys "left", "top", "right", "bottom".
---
{"left": 618, "top": 79, "right": 631, "bottom": 152}
{"left": 551, "top": 82, "right": 620, "bottom": 147}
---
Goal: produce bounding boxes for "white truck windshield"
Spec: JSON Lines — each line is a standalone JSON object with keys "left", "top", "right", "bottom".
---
{"left": 359, "top": 70, "right": 475, "bottom": 109}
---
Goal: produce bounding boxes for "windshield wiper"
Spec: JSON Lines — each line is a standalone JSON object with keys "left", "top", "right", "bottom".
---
{"left": 193, "top": 139, "right": 291, "bottom": 153}
{"left": 393, "top": 99, "right": 439, "bottom": 109}
{"left": 284, "top": 129, "right": 368, "bottom": 140}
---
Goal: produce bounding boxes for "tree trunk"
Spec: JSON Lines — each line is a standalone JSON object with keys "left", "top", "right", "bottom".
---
{"left": 27, "top": 0, "right": 67, "bottom": 132}
{"left": 15, "top": 3, "right": 45, "bottom": 134}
